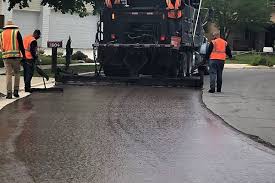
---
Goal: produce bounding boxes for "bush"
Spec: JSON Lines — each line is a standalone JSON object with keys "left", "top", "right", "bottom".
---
{"left": 250, "top": 55, "right": 274, "bottom": 67}
{"left": 57, "top": 51, "right": 64, "bottom": 57}
{"left": 251, "top": 55, "right": 261, "bottom": 66}
{"left": 38, "top": 49, "right": 45, "bottom": 55}
{"left": 72, "top": 51, "right": 88, "bottom": 61}
{"left": 85, "top": 58, "right": 94, "bottom": 63}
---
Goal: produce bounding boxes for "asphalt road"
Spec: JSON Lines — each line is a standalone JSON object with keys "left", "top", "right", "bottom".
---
{"left": 0, "top": 86, "right": 275, "bottom": 183}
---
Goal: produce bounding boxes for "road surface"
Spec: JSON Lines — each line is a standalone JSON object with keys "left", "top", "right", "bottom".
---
{"left": 0, "top": 86, "right": 275, "bottom": 183}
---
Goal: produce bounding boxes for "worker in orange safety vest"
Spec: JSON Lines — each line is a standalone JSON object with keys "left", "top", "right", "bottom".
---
{"left": 23, "top": 30, "right": 41, "bottom": 93}
{"left": 166, "top": 0, "right": 183, "bottom": 19}
{"left": 0, "top": 21, "right": 26, "bottom": 99}
{"left": 205, "top": 32, "right": 232, "bottom": 93}
{"left": 105, "top": 0, "right": 121, "bottom": 8}
{"left": 166, "top": 0, "right": 184, "bottom": 37}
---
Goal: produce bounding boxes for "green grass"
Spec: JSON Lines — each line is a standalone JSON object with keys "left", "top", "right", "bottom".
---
{"left": 39, "top": 55, "right": 80, "bottom": 65}
{"left": 20, "top": 65, "right": 95, "bottom": 78}
{"left": 226, "top": 53, "right": 275, "bottom": 66}
{"left": 0, "top": 55, "right": 80, "bottom": 67}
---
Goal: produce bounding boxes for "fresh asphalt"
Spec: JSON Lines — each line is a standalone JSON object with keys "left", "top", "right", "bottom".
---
{"left": 0, "top": 85, "right": 275, "bottom": 183}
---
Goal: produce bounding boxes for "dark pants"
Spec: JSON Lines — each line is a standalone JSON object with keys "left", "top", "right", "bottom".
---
{"left": 209, "top": 59, "right": 225, "bottom": 91}
{"left": 168, "top": 18, "right": 181, "bottom": 36}
{"left": 23, "top": 61, "right": 35, "bottom": 90}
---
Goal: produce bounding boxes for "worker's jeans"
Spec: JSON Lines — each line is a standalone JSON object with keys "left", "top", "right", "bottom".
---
{"left": 209, "top": 59, "right": 225, "bottom": 91}
{"left": 3, "top": 59, "right": 21, "bottom": 94}
{"left": 168, "top": 18, "right": 181, "bottom": 36}
{"left": 23, "top": 60, "right": 35, "bottom": 90}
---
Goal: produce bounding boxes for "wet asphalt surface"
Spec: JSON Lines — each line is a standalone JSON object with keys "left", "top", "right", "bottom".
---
{"left": 0, "top": 86, "right": 275, "bottom": 183}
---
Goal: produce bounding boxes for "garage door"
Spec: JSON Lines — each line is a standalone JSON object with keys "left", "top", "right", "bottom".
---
{"left": 49, "top": 11, "right": 98, "bottom": 49}
{"left": 13, "top": 10, "right": 40, "bottom": 37}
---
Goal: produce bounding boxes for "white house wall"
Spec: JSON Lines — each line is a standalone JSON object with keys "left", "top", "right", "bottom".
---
{"left": 49, "top": 11, "right": 98, "bottom": 49}
{"left": 13, "top": 10, "right": 40, "bottom": 37}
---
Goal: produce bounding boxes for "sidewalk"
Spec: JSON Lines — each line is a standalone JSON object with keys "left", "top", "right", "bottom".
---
{"left": 0, "top": 63, "right": 96, "bottom": 75}
{"left": 202, "top": 69, "right": 275, "bottom": 147}
{"left": 0, "top": 75, "right": 55, "bottom": 110}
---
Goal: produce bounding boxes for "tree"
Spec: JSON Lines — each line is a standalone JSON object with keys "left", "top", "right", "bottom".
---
{"left": 203, "top": 0, "right": 272, "bottom": 39}
{"left": 4, "top": 0, "right": 104, "bottom": 17}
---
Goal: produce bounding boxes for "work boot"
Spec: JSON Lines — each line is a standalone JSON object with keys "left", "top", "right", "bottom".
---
{"left": 208, "top": 89, "right": 215, "bottom": 93}
{"left": 25, "top": 87, "right": 32, "bottom": 93}
{"left": 13, "top": 90, "right": 20, "bottom": 98}
{"left": 217, "top": 89, "right": 221, "bottom": 93}
{"left": 6, "top": 93, "right": 12, "bottom": 99}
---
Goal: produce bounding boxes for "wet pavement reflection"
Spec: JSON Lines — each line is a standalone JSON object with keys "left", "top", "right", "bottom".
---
{"left": 0, "top": 86, "right": 275, "bottom": 183}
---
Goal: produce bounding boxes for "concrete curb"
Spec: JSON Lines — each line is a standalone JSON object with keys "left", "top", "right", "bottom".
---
{"left": 0, "top": 79, "right": 55, "bottom": 110}
{"left": 225, "top": 64, "right": 275, "bottom": 69}
{"left": 201, "top": 90, "right": 275, "bottom": 150}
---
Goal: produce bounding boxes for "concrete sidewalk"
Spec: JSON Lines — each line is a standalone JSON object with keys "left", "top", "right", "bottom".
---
{"left": 203, "top": 69, "right": 275, "bottom": 147}
{"left": 0, "top": 75, "right": 55, "bottom": 110}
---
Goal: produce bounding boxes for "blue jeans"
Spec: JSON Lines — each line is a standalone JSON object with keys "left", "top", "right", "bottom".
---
{"left": 209, "top": 59, "right": 224, "bottom": 91}
{"left": 23, "top": 61, "right": 35, "bottom": 89}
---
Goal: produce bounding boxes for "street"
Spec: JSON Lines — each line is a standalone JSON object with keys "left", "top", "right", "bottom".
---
{"left": 1, "top": 80, "right": 275, "bottom": 182}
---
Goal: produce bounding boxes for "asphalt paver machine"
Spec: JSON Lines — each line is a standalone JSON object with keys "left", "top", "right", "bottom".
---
{"left": 58, "top": 0, "right": 207, "bottom": 87}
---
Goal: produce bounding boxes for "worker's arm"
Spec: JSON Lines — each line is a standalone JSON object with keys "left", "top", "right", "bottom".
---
{"left": 17, "top": 31, "right": 26, "bottom": 59}
{"left": 226, "top": 44, "right": 233, "bottom": 59}
{"left": 30, "top": 40, "right": 38, "bottom": 61}
{"left": 179, "top": 0, "right": 185, "bottom": 10}
{"left": 205, "top": 42, "right": 213, "bottom": 60}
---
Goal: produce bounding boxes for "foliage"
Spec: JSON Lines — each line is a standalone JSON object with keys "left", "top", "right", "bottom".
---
{"left": 228, "top": 53, "right": 275, "bottom": 67}
{"left": 203, "top": 0, "right": 272, "bottom": 39}
{"left": 85, "top": 58, "right": 94, "bottom": 63}
{"left": 38, "top": 49, "right": 45, "bottom": 55}
{"left": 57, "top": 51, "right": 64, "bottom": 57}
{"left": 4, "top": 0, "right": 104, "bottom": 16}
{"left": 72, "top": 51, "right": 88, "bottom": 61}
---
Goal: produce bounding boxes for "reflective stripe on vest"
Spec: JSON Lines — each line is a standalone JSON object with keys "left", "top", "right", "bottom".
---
{"left": 105, "top": 0, "right": 120, "bottom": 8}
{"left": 1, "top": 29, "right": 21, "bottom": 59}
{"left": 210, "top": 38, "right": 227, "bottom": 61}
{"left": 166, "top": 0, "right": 182, "bottom": 19}
{"left": 23, "top": 35, "right": 36, "bottom": 60}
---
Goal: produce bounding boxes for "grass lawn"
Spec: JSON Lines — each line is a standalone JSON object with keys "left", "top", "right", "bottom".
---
{"left": 0, "top": 55, "right": 81, "bottom": 68}
{"left": 226, "top": 53, "right": 275, "bottom": 66}
{"left": 20, "top": 65, "right": 96, "bottom": 78}
{"left": 39, "top": 55, "right": 81, "bottom": 65}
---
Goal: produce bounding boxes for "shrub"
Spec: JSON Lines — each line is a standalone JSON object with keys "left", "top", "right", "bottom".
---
{"left": 250, "top": 55, "right": 261, "bottom": 66}
{"left": 57, "top": 51, "right": 64, "bottom": 57}
{"left": 258, "top": 57, "right": 268, "bottom": 66}
{"left": 38, "top": 49, "right": 45, "bottom": 55}
{"left": 72, "top": 51, "right": 88, "bottom": 61}
{"left": 85, "top": 58, "right": 94, "bottom": 63}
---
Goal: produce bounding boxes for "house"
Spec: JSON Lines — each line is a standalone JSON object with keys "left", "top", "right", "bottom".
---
{"left": 0, "top": 0, "right": 99, "bottom": 57}
{"left": 227, "top": 1, "right": 275, "bottom": 51}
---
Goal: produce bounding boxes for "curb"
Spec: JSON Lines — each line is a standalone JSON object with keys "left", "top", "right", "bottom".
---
{"left": 225, "top": 64, "right": 275, "bottom": 69}
{"left": 0, "top": 79, "right": 55, "bottom": 110}
{"left": 201, "top": 90, "right": 275, "bottom": 153}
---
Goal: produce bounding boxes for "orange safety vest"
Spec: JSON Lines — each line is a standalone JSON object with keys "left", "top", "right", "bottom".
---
{"left": 1, "top": 29, "right": 21, "bottom": 59}
{"left": 23, "top": 35, "right": 36, "bottom": 60}
{"left": 166, "top": 0, "right": 182, "bottom": 19}
{"left": 210, "top": 38, "right": 227, "bottom": 61}
{"left": 105, "top": 0, "right": 120, "bottom": 8}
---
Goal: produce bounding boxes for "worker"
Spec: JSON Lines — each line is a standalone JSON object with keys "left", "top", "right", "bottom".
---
{"left": 105, "top": 0, "right": 121, "bottom": 8}
{"left": 166, "top": 0, "right": 184, "bottom": 36}
{"left": 23, "top": 30, "right": 41, "bottom": 93}
{"left": 205, "top": 32, "right": 232, "bottom": 93}
{"left": 0, "top": 21, "right": 26, "bottom": 99}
